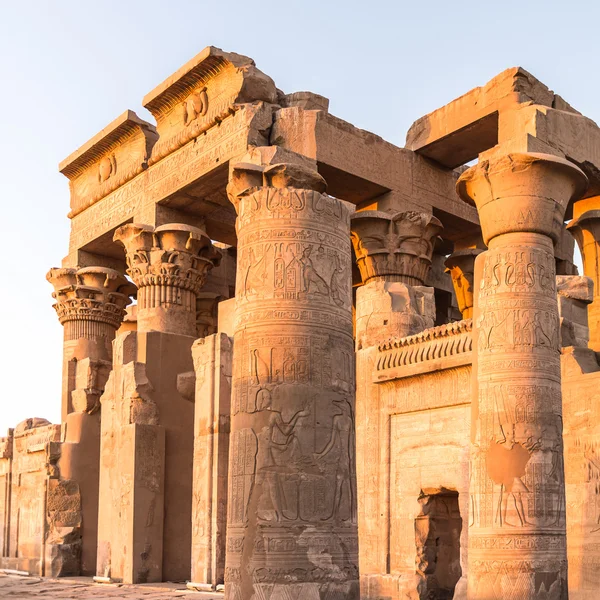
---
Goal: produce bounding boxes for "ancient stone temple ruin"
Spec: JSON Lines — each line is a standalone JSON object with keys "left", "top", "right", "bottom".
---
{"left": 2, "top": 46, "right": 600, "bottom": 599}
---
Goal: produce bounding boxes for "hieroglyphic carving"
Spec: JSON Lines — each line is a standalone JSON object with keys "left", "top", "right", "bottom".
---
{"left": 458, "top": 152, "right": 587, "bottom": 600}
{"left": 225, "top": 162, "right": 359, "bottom": 599}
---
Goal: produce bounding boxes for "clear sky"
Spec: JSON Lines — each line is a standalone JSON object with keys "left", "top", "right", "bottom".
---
{"left": 0, "top": 0, "right": 597, "bottom": 433}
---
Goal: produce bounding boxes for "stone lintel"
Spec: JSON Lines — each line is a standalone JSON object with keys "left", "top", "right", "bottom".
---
{"left": 406, "top": 66, "right": 580, "bottom": 168}
{"left": 65, "top": 102, "right": 274, "bottom": 262}
{"left": 271, "top": 107, "right": 480, "bottom": 241}
{"left": 60, "top": 111, "right": 158, "bottom": 217}
{"left": 143, "top": 46, "right": 277, "bottom": 165}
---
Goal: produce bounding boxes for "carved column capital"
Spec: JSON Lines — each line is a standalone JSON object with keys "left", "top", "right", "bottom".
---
{"left": 567, "top": 209, "right": 600, "bottom": 350}
{"left": 457, "top": 152, "right": 587, "bottom": 245}
{"left": 47, "top": 266, "right": 134, "bottom": 337}
{"left": 350, "top": 210, "right": 443, "bottom": 286}
{"left": 444, "top": 249, "right": 483, "bottom": 319}
{"left": 114, "top": 223, "right": 221, "bottom": 335}
{"left": 567, "top": 209, "right": 600, "bottom": 287}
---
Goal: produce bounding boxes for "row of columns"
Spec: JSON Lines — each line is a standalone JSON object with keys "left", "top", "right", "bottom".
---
{"left": 46, "top": 151, "right": 598, "bottom": 598}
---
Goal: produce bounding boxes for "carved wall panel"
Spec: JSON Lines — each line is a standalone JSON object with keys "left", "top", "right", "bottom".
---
{"left": 357, "top": 365, "right": 471, "bottom": 600}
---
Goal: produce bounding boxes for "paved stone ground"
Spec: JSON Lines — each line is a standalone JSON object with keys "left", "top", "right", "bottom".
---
{"left": 0, "top": 574, "right": 223, "bottom": 599}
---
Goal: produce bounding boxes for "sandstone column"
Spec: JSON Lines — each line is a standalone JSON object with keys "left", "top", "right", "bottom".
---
{"left": 351, "top": 210, "right": 442, "bottom": 348}
{"left": 47, "top": 267, "right": 133, "bottom": 421}
{"left": 350, "top": 210, "right": 442, "bottom": 597}
{"left": 46, "top": 266, "right": 133, "bottom": 575}
{"left": 96, "top": 223, "right": 220, "bottom": 583}
{"left": 567, "top": 210, "right": 600, "bottom": 351}
{"left": 457, "top": 152, "right": 587, "bottom": 600}
{"left": 225, "top": 162, "right": 359, "bottom": 599}
{"left": 444, "top": 249, "right": 482, "bottom": 320}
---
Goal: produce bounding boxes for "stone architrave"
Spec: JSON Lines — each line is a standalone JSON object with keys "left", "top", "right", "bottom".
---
{"left": 444, "top": 249, "right": 483, "bottom": 320}
{"left": 567, "top": 210, "right": 600, "bottom": 351}
{"left": 224, "top": 162, "right": 359, "bottom": 599}
{"left": 457, "top": 152, "right": 587, "bottom": 600}
{"left": 46, "top": 266, "right": 133, "bottom": 576}
{"left": 96, "top": 222, "right": 220, "bottom": 584}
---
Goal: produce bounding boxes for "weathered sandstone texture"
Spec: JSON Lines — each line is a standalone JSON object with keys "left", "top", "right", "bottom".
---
{"left": 458, "top": 152, "right": 587, "bottom": 599}
{"left": 224, "top": 161, "right": 359, "bottom": 599}
{"left": 4, "top": 46, "right": 600, "bottom": 600}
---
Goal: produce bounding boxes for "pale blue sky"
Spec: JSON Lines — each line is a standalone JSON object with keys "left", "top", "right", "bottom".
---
{"left": 0, "top": 0, "right": 597, "bottom": 432}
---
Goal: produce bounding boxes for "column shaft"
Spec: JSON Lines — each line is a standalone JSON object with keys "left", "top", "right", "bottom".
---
{"left": 458, "top": 152, "right": 587, "bottom": 600}
{"left": 225, "top": 163, "right": 359, "bottom": 599}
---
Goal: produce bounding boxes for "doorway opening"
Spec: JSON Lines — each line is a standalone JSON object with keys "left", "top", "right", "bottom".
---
{"left": 414, "top": 488, "right": 462, "bottom": 600}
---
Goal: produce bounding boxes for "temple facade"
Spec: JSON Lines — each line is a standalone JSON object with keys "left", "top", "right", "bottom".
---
{"left": 1, "top": 46, "right": 600, "bottom": 599}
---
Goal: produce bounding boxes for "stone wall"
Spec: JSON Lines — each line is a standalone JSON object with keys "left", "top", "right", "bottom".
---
{"left": 357, "top": 321, "right": 472, "bottom": 600}
{"left": 0, "top": 420, "right": 62, "bottom": 575}
{"left": 563, "top": 350, "right": 600, "bottom": 599}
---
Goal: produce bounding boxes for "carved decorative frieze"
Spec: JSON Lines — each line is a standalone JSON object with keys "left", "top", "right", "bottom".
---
{"left": 351, "top": 210, "right": 443, "bottom": 286}
{"left": 47, "top": 266, "right": 134, "bottom": 338}
{"left": 114, "top": 223, "right": 220, "bottom": 335}
{"left": 444, "top": 249, "right": 483, "bottom": 319}
{"left": 376, "top": 319, "right": 473, "bottom": 380}
{"left": 143, "top": 46, "right": 277, "bottom": 165}
{"left": 458, "top": 152, "right": 587, "bottom": 600}
{"left": 59, "top": 110, "right": 158, "bottom": 218}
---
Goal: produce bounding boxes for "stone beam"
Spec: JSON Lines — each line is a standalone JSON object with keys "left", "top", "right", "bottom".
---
{"left": 142, "top": 46, "right": 277, "bottom": 166}
{"left": 406, "top": 67, "right": 579, "bottom": 168}
{"left": 60, "top": 111, "right": 158, "bottom": 218}
{"left": 64, "top": 102, "right": 273, "bottom": 264}
{"left": 406, "top": 67, "right": 600, "bottom": 208}
{"left": 62, "top": 46, "right": 278, "bottom": 266}
{"left": 271, "top": 106, "right": 480, "bottom": 242}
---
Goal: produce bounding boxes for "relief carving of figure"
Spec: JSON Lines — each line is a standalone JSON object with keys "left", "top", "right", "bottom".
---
{"left": 330, "top": 254, "right": 346, "bottom": 307}
{"left": 299, "top": 247, "right": 329, "bottom": 295}
{"left": 314, "top": 398, "right": 355, "bottom": 522}
{"left": 244, "top": 246, "right": 270, "bottom": 297}
{"left": 487, "top": 424, "right": 531, "bottom": 528}
{"left": 251, "top": 392, "right": 310, "bottom": 522}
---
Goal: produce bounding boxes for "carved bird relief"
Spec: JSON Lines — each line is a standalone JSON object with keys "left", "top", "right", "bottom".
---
{"left": 183, "top": 87, "right": 209, "bottom": 126}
